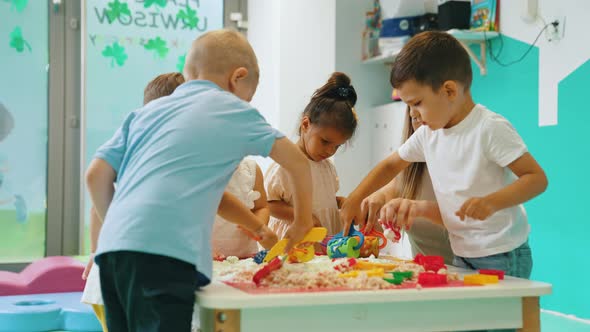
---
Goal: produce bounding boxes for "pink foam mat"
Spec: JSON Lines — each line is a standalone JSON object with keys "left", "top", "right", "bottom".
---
{"left": 0, "top": 256, "right": 86, "bottom": 296}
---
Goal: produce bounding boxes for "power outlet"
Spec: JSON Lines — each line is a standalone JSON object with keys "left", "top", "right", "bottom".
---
{"left": 546, "top": 16, "right": 566, "bottom": 42}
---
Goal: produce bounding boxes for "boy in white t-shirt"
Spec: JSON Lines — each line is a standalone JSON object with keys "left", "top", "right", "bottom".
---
{"left": 341, "top": 31, "right": 548, "bottom": 279}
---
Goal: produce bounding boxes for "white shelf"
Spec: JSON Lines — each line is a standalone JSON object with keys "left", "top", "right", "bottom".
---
{"left": 447, "top": 29, "right": 499, "bottom": 42}
{"left": 362, "top": 50, "right": 401, "bottom": 65}
{"left": 362, "top": 29, "right": 500, "bottom": 75}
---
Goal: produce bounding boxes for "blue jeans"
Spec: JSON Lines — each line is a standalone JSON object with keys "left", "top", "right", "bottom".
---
{"left": 452, "top": 241, "right": 533, "bottom": 332}
{"left": 453, "top": 241, "right": 533, "bottom": 279}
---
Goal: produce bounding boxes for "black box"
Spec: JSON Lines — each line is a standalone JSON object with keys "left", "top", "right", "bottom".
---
{"left": 438, "top": 0, "right": 471, "bottom": 30}
{"left": 412, "top": 13, "right": 439, "bottom": 35}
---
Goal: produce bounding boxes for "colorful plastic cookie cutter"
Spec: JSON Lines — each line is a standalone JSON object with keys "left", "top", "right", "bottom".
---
{"left": 360, "top": 226, "right": 388, "bottom": 249}
{"left": 339, "top": 268, "right": 385, "bottom": 278}
{"left": 378, "top": 220, "right": 402, "bottom": 243}
{"left": 478, "top": 269, "right": 505, "bottom": 280}
{"left": 327, "top": 237, "right": 360, "bottom": 259}
{"left": 253, "top": 250, "right": 268, "bottom": 264}
{"left": 358, "top": 226, "right": 388, "bottom": 258}
{"left": 417, "top": 272, "right": 448, "bottom": 286}
{"left": 263, "top": 227, "right": 327, "bottom": 263}
{"left": 327, "top": 223, "right": 365, "bottom": 259}
{"left": 464, "top": 274, "right": 499, "bottom": 285}
{"left": 287, "top": 245, "right": 315, "bottom": 263}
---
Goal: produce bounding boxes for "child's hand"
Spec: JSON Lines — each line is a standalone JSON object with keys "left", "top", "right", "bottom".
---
{"left": 456, "top": 197, "right": 497, "bottom": 221}
{"left": 82, "top": 254, "right": 94, "bottom": 280}
{"left": 379, "top": 198, "right": 424, "bottom": 230}
{"left": 340, "top": 196, "right": 362, "bottom": 236}
{"left": 359, "top": 191, "right": 388, "bottom": 232}
{"left": 312, "top": 215, "right": 322, "bottom": 227}
{"left": 336, "top": 196, "right": 346, "bottom": 209}
{"left": 254, "top": 225, "right": 279, "bottom": 250}
{"left": 283, "top": 218, "right": 313, "bottom": 252}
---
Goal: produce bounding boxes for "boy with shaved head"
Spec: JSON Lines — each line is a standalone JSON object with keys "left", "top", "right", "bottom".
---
{"left": 86, "top": 29, "right": 313, "bottom": 331}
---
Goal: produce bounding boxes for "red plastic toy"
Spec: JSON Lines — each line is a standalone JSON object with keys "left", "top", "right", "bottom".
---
{"left": 417, "top": 272, "right": 448, "bottom": 286}
{"left": 333, "top": 258, "right": 358, "bottom": 272}
{"left": 478, "top": 269, "right": 505, "bottom": 280}
{"left": 252, "top": 256, "right": 284, "bottom": 286}
{"left": 413, "top": 254, "right": 446, "bottom": 272}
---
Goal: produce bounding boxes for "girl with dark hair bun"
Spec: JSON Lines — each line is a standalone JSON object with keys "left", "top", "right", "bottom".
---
{"left": 265, "top": 72, "right": 358, "bottom": 239}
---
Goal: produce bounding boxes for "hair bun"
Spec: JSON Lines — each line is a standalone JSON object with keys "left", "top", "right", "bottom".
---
{"left": 302, "top": 72, "right": 359, "bottom": 138}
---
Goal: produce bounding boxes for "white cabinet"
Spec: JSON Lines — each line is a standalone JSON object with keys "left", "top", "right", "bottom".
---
{"left": 370, "top": 102, "right": 407, "bottom": 167}
{"left": 370, "top": 101, "right": 413, "bottom": 258}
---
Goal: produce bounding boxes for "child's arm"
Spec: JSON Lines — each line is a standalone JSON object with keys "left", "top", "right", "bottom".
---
{"left": 336, "top": 196, "right": 346, "bottom": 209}
{"left": 358, "top": 179, "right": 404, "bottom": 228}
{"left": 82, "top": 207, "right": 102, "bottom": 280}
{"left": 218, "top": 191, "right": 277, "bottom": 249}
{"left": 341, "top": 152, "right": 411, "bottom": 234}
{"left": 268, "top": 201, "right": 322, "bottom": 227}
{"left": 252, "top": 165, "right": 270, "bottom": 225}
{"left": 268, "top": 200, "right": 296, "bottom": 222}
{"left": 380, "top": 198, "right": 444, "bottom": 230}
{"left": 268, "top": 137, "right": 313, "bottom": 252}
{"left": 456, "top": 152, "right": 548, "bottom": 220}
{"left": 83, "top": 158, "right": 116, "bottom": 279}
{"left": 85, "top": 158, "right": 116, "bottom": 222}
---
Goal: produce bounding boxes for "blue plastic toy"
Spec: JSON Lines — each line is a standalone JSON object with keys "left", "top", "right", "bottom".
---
{"left": 327, "top": 224, "right": 365, "bottom": 259}
{"left": 253, "top": 250, "right": 268, "bottom": 264}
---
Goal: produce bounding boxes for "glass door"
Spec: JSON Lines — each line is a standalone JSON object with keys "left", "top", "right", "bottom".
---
{"left": 0, "top": 1, "right": 49, "bottom": 262}
{"left": 81, "top": 0, "right": 224, "bottom": 253}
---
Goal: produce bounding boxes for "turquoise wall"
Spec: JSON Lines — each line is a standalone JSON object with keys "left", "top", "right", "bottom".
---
{"left": 470, "top": 36, "right": 590, "bottom": 318}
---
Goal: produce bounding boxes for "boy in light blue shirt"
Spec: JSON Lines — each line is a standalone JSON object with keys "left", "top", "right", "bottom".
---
{"left": 86, "top": 29, "right": 314, "bottom": 332}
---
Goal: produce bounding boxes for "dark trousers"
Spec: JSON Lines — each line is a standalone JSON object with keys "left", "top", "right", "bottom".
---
{"left": 97, "top": 251, "right": 200, "bottom": 332}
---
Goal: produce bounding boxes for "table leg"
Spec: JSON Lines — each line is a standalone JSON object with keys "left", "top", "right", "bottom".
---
{"left": 518, "top": 297, "right": 540, "bottom": 332}
{"left": 199, "top": 308, "right": 241, "bottom": 332}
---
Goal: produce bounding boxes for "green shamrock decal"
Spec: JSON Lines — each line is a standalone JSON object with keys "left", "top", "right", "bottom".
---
{"left": 9, "top": 27, "right": 31, "bottom": 53}
{"left": 176, "top": 5, "right": 199, "bottom": 29}
{"left": 144, "top": 0, "right": 166, "bottom": 9}
{"left": 177, "top": 53, "right": 186, "bottom": 72}
{"left": 105, "top": 0, "right": 131, "bottom": 24}
{"left": 102, "top": 42, "right": 127, "bottom": 67}
{"left": 4, "top": 0, "right": 28, "bottom": 12}
{"left": 144, "top": 37, "right": 169, "bottom": 59}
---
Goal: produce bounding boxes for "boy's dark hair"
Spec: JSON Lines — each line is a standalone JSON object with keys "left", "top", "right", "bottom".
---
{"left": 390, "top": 31, "right": 472, "bottom": 91}
{"left": 301, "top": 72, "right": 358, "bottom": 138}
{"left": 143, "top": 72, "right": 185, "bottom": 105}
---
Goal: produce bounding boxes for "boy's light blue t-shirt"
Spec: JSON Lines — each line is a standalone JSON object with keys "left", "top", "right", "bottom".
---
{"left": 94, "top": 80, "right": 284, "bottom": 280}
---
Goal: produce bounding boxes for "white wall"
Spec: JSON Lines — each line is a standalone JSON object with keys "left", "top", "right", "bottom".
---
{"left": 248, "top": 0, "right": 336, "bottom": 172}
{"left": 497, "top": 0, "right": 590, "bottom": 126}
{"left": 334, "top": 0, "right": 392, "bottom": 195}
{"left": 277, "top": 1, "right": 336, "bottom": 138}
{"left": 248, "top": 0, "right": 399, "bottom": 195}
{"left": 247, "top": 0, "right": 281, "bottom": 128}
{"left": 248, "top": 0, "right": 336, "bottom": 137}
